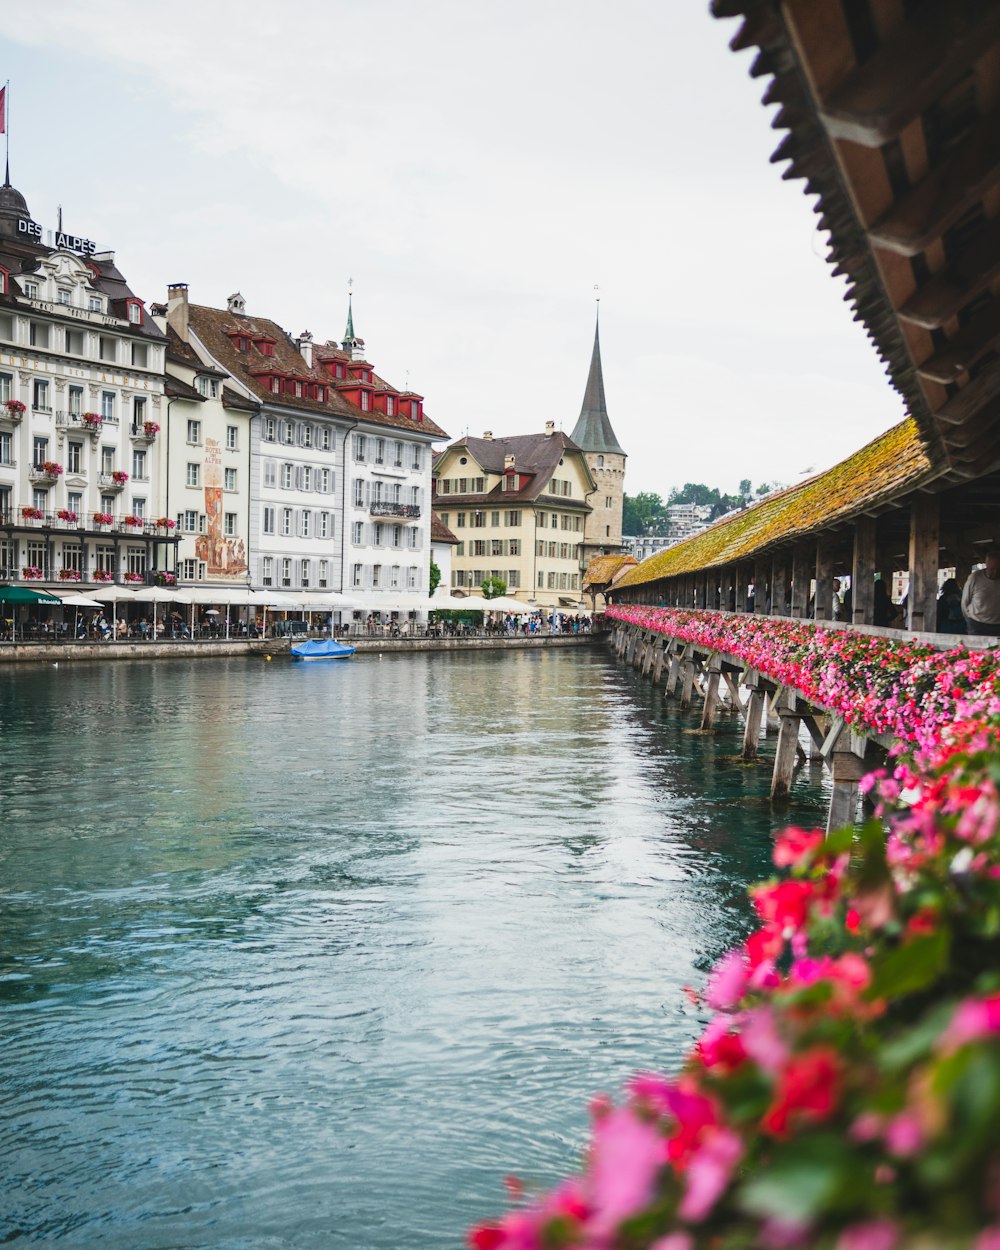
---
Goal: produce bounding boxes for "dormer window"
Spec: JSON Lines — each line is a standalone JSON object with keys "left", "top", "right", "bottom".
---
{"left": 88, "top": 295, "right": 102, "bottom": 313}
{"left": 24, "top": 281, "right": 38, "bottom": 299}
{"left": 360, "top": 390, "right": 370, "bottom": 411}
{"left": 228, "top": 333, "right": 251, "bottom": 352}
{"left": 254, "top": 338, "right": 276, "bottom": 358}
{"left": 0, "top": 269, "right": 7, "bottom": 295}
{"left": 505, "top": 474, "right": 517, "bottom": 491}
{"left": 386, "top": 395, "right": 395, "bottom": 416}
{"left": 57, "top": 288, "right": 71, "bottom": 305}
{"left": 336, "top": 364, "right": 345, "bottom": 378}
{"left": 126, "top": 300, "right": 142, "bottom": 324}
{"left": 271, "top": 378, "right": 280, "bottom": 394}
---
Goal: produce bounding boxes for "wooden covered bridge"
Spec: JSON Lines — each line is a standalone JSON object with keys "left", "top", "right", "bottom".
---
{"left": 598, "top": 0, "right": 1000, "bottom": 829}
{"left": 611, "top": 0, "right": 1000, "bottom": 627}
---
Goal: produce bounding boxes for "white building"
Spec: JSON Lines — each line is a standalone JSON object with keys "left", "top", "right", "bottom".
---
{"left": 169, "top": 287, "right": 446, "bottom": 620}
{"left": 0, "top": 178, "right": 177, "bottom": 588}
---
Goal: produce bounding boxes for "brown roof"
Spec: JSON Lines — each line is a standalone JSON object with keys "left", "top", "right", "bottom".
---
{"left": 437, "top": 432, "right": 595, "bottom": 506}
{"left": 430, "top": 512, "right": 460, "bottom": 544}
{"left": 222, "top": 386, "right": 260, "bottom": 414}
{"left": 616, "top": 418, "right": 933, "bottom": 588}
{"left": 187, "top": 304, "right": 446, "bottom": 438}
{"left": 164, "top": 374, "right": 204, "bottom": 402}
{"left": 583, "top": 554, "right": 638, "bottom": 589}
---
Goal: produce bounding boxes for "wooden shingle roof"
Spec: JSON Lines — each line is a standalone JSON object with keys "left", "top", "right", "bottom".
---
{"left": 615, "top": 418, "right": 932, "bottom": 588}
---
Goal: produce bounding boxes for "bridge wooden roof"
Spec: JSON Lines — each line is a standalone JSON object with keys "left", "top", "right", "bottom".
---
{"left": 713, "top": 0, "right": 1000, "bottom": 483}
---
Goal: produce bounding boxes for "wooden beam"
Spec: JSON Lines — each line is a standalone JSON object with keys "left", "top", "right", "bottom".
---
{"left": 898, "top": 217, "right": 1000, "bottom": 330}
{"left": 907, "top": 494, "right": 940, "bottom": 633}
{"left": 814, "top": 536, "right": 835, "bottom": 622}
{"left": 918, "top": 298, "right": 1000, "bottom": 386}
{"left": 867, "top": 117, "right": 1000, "bottom": 256}
{"left": 817, "top": 1, "right": 1000, "bottom": 147}
{"left": 852, "top": 517, "right": 877, "bottom": 626}
{"left": 791, "top": 547, "right": 812, "bottom": 618}
{"left": 934, "top": 358, "right": 1000, "bottom": 427}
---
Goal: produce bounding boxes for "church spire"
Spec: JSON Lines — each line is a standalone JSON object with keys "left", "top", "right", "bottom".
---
{"left": 344, "top": 291, "right": 355, "bottom": 343}
{"left": 569, "top": 304, "right": 625, "bottom": 456}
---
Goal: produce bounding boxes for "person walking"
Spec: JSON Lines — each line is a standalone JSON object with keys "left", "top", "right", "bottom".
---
{"left": 961, "top": 548, "right": 1000, "bottom": 635}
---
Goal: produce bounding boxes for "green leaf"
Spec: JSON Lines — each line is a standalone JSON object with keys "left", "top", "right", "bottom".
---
{"left": 737, "top": 1137, "right": 845, "bottom": 1223}
{"left": 869, "top": 929, "right": 950, "bottom": 999}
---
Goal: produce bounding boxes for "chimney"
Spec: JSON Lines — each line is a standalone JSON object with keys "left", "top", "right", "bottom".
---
{"left": 504, "top": 454, "right": 516, "bottom": 471}
{"left": 298, "top": 330, "right": 314, "bottom": 368}
{"left": 167, "top": 282, "right": 189, "bottom": 342}
{"left": 483, "top": 430, "right": 493, "bottom": 440}
{"left": 544, "top": 420, "right": 555, "bottom": 437}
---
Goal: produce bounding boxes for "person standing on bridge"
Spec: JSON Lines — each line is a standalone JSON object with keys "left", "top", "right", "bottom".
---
{"left": 961, "top": 547, "right": 1000, "bottom": 635}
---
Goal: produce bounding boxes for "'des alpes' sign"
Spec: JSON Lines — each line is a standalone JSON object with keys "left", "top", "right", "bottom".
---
{"left": 18, "top": 218, "right": 98, "bottom": 255}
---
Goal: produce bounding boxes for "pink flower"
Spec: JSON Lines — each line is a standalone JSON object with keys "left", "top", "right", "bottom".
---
{"left": 705, "top": 949, "right": 748, "bottom": 1010}
{"left": 975, "top": 1227, "right": 1000, "bottom": 1250}
{"left": 651, "top": 1235, "right": 693, "bottom": 1250}
{"left": 588, "top": 1107, "right": 665, "bottom": 1231}
{"left": 938, "top": 992, "right": 1000, "bottom": 1053}
{"left": 837, "top": 1220, "right": 899, "bottom": 1250}
{"left": 884, "top": 1112, "right": 922, "bottom": 1157}
{"left": 740, "top": 1005, "right": 788, "bottom": 1073}
{"left": 678, "top": 1126, "right": 742, "bottom": 1221}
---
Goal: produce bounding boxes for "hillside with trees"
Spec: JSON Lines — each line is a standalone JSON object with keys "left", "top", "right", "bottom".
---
{"left": 623, "top": 479, "right": 785, "bottom": 537}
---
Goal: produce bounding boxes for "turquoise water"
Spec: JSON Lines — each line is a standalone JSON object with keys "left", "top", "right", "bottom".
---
{"left": 0, "top": 647, "right": 829, "bottom": 1248}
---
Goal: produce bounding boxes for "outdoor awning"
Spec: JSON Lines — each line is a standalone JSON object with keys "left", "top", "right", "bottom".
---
{"left": 0, "top": 585, "right": 63, "bottom": 606}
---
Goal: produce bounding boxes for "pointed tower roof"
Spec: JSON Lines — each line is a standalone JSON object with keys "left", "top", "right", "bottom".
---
{"left": 569, "top": 309, "right": 625, "bottom": 456}
{"left": 344, "top": 292, "right": 355, "bottom": 342}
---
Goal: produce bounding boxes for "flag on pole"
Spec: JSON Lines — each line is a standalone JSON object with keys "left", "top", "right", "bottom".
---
{"left": 0, "top": 86, "right": 6, "bottom": 135}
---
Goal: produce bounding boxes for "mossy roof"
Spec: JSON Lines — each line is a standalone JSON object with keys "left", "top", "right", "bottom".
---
{"left": 615, "top": 418, "right": 934, "bottom": 589}
{"left": 583, "top": 554, "right": 638, "bottom": 588}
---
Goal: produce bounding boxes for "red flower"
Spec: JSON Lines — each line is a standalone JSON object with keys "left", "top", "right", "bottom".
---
{"left": 763, "top": 1047, "right": 841, "bottom": 1137}
{"left": 752, "top": 880, "right": 815, "bottom": 933}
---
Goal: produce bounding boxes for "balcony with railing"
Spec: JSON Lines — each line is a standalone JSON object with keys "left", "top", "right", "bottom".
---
{"left": 99, "top": 472, "right": 129, "bottom": 491}
{"left": 56, "top": 411, "right": 104, "bottom": 437}
{"left": 369, "top": 501, "right": 421, "bottom": 519}
{"left": 1, "top": 508, "right": 181, "bottom": 540}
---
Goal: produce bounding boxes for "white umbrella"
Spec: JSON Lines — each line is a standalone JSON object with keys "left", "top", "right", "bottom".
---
{"left": 58, "top": 591, "right": 105, "bottom": 640}
{"left": 92, "top": 586, "right": 138, "bottom": 638}
{"left": 127, "top": 585, "right": 194, "bottom": 638}
{"left": 481, "top": 595, "right": 533, "bottom": 613}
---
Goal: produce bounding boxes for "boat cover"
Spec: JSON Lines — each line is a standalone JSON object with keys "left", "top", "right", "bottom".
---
{"left": 290, "top": 639, "right": 356, "bottom": 660}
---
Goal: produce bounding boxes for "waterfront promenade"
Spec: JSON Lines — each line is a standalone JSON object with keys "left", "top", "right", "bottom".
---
{"left": 0, "top": 628, "right": 604, "bottom": 664}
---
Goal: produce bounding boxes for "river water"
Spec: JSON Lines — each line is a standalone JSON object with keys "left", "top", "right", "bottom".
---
{"left": 0, "top": 646, "right": 829, "bottom": 1248}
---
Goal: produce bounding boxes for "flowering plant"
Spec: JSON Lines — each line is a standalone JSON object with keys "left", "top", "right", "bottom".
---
{"left": 143, "top": 421, "right": 160, "bottom": 437}
{"left": 39, "top": 461, "right": 63, "bottom": 477}
{"left": 156, "top": 516, "right": 176, "bottom": 529}
{"left": 20, "top": 505, "right": 44, "bottom": 520}
{"left": 4, "top": 398, "right": 26, "bottom": 416}
{"left": 21, "top": 566, "right": 43, "bottom": 580}
{"left": 56, "top": 508, "right": 78, "bottom": 523}
{"left": 92, "top": 512, "right": 113, "bottom": 526}
{"left": 154, "top": 571, "right": 176, "bottom": 586}
{"left": 123, "top": 514, "right": 144, "bottom": 527}
{"left": 57, "top": 568, "right": 81, "bottom": 581}
{"left": 111, "top": 470, "right": 128, "bottom": 485}
{"left": 92, "top": 569, "right": 113, "bottom": 582}
{"left": 81, "top": 412, "right": 103, "bottom": 430}
{"left": 472, "top": 715, "right": 1000, "bottom": 1250}
{"left": 123, "top": 572, "right": 144, "bottom": 584}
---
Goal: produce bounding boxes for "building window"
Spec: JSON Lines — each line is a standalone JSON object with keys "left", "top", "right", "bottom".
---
{"left": 224, "top": 512, "right": 237, "bottom": 536}
{"left": 301, "top": 558, "right": 311, "bottom": 586}
{"left": 88, "top": 295, "right": 102, "bottom": 313}
{"left": 302, "top": 425, "right": 313, "bottom": 448}
{"left": 66, "top": 441, "right": 83, "bottom": 474}
{"left": 353, "top": 434, "right": 366, "bottom": 462}
{"left": 301, "top": 511, "right": 311, "bottom": 538}
{"left": 353, "top": 478, "right": 365, "bottom": 507}
{"left": 319, "top": 559, "right": 328, "bottom": 588}
{"left": 128, "top": 303, "right": 142, "bottom": 324}
{"left": 394, "top": 441, "right": 403, "bottom": 467}
{"left": 187, "top": 419, "right": 201, "bottom": 444}
{"left": 262, "top": 506, "right": 275, "bottom": 535}
{"left": 24, "top": 281, "right": 38, "bottom": 299}
{"left": 352, "top": 521, "right": 364, "bottom": 544}
{"left": 262, "top": 556, "right": 273, "bottom": 586}
{"left": 319, "top": 468, "right": 331, "bottom": 493}
{"left": 0, "top": 373, "right": 10, "bottom": 403}
{"left": 101, "top": 391, "right": 115, "bottom": 421}
{"left": 281, "top": 557, "right": 291, "bottom": 587}
{"left": 224, "top": 467, "right": 237, "bottom": 491}
{"left": 373, "top": 522, "right": 384, "bottom": 546}
{"left": 372, "top": 563, "right": 381, "bottom": 587}
{"left": 182, "top": 558, "right": 198, "bottom": 581}
{"left": 0, "top": 431, "right": 11, "bottom": 466}
{"left": 263, "top": 417, "right": 276, "bottom": 441}
{"left": 263, "top": 460, "right": 276, "bottom": 489}
{"left": 32, "top": 380, "right": 50, "bottom": 412}
{"left": 302, "top": 466, "right": 313, "bottom": 491}
{"left": 32, "top": 436, "right": 48, "bottom": 468}
{"left": 456, "top": 512, "right": 466, "bottom": 528}
{"left": 281, "top": 463, "right": 293, "bottom": 489}
{"left": 319, "top": 511, "right": 330, "bottom": 538}
{"left": 132, "top": 449, "right": 147, "bottom": 480}
{"left": 321, "top": 426, "right": 332, "bottom": 451}
{"left": 282, "top": 508, "right": 293, "bottom": 536}
{"left": 226, "top": 425, "right": 238, "bottom": 450}
{"left": 352, "top": 563, "right": 363, "bottom": 587}
{"left": 186, "top": 463, "right": 200, "bottom": 487}
{"left": 282, "top": 422, "right": 295, "bottom": 445}
{"left": 360, "top": 391, "right": 370, "bottom": 411}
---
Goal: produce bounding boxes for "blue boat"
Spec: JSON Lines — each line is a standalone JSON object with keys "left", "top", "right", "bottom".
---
{"left": 290, "top": 638, "right": 356, "bottom": 661}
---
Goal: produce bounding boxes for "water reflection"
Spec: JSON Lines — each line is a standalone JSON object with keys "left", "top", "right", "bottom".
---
{"left": 0, "top": 649, "right": 827, "bottom": 1247}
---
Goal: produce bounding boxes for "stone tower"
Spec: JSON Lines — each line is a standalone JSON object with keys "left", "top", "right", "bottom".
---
{"left": 569, "top": 308, "right": 626, "bottom": 561}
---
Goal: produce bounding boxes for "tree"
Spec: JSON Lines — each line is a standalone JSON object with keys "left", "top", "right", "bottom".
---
{"left": 481, "top": 575, "right": 506, "bottom": 599}
{"left": 429, "top": 560, "right": 441, "bottom": 596}
{"left": 622, "top": 492, "right": 669, "bottom": 536}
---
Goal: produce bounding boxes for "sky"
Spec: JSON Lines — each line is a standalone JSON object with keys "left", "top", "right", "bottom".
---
{"left": 0, "top": 0, "right": 905, "bottom": 498}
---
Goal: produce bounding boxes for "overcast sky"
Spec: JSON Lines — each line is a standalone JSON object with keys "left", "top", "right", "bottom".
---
{"left": 1, "top": 1, "right": 904, "bottom": 497}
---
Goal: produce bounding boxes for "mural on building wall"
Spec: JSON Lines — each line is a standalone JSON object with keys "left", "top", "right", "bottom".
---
{"left": 195, "top": 438, "right": 247, "bottom": 578}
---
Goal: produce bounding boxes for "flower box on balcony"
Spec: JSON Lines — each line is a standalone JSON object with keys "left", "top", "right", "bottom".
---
{"left": 41, "top": 461, "right": 64, "bottom": 477}
{"left": 57, "top": 568, "right": 82, "bottom": 582}
{"left": 123, "top": 572, "right": 144, "bottom": 584}
{"left": 56, "top": 509, "right": 79, "bottom": 524}
{"left": 143, "top": 421, "right": 160, "bottom": 437}
{"left": 20, "top": 506, "right": 44, "bottom": 521}
{"left": 92, "top": 570, "right": 114, "bottom": 583}
{"left": 3, "top": 399, "right": 26, "bottom": 422}
{"left": 92, "top": 512, "right": 114, "bottom": 527}
{"left": 123, "top": 515, "right": 144, "bottom": 527}
{"left": 81, "top": 412, "right": 103, "bottom": 432}
{"left": 156, "top": 517, "right": 176, "bottom": 530}
{"left": 21, "top": 566, "right": 44, "bottom": 580}
{"left": 154, "top": 572, "right": 177, "bottom": 587}
{"left": 111, "top": 471, "right": 128, "bottom": 486}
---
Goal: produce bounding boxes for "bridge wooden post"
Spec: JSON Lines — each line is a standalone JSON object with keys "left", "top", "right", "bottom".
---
{"left": 741, "top": 671, "right": 765, "bottom": 759}
{"left": 700, "top": 655, "right": 723, "bottom": 729}
{"left": 791, "top": 548, "right": 812, "bottom": 618}
{"left": 651, "top": 638, "right": 666, "bottom": 684}
{"left": 907, "top": 494, "right": 940, "bottom": 633}
{"left": 723, "top": 671, "right": 744, "bottom": 716}
{"left": 770, "top": 690, "right": 802, "bottom": 800}
{"left": 827, "top": 744, "right": 867, "bottom": 832}
{"left": 679, "top": 648, "right": 698, "bottom": 710}
{"left": 815, "top": 536, "right": 835, "bottom": 622}
{"left": 771, "top": 556, "right": 789, "bottom": 615}
{"left": 852, "top": 517, "right": 877, "bottom": 626}
{"left": 641, "top": 633, "right": 656, "bottom": 676}
{"left": 665, "top": 643, "right": 683, "bottom": 696}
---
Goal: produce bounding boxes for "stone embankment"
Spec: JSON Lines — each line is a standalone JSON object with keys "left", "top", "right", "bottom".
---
{"left": 0, "top": 632, "right": 604, "bottom": 664}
